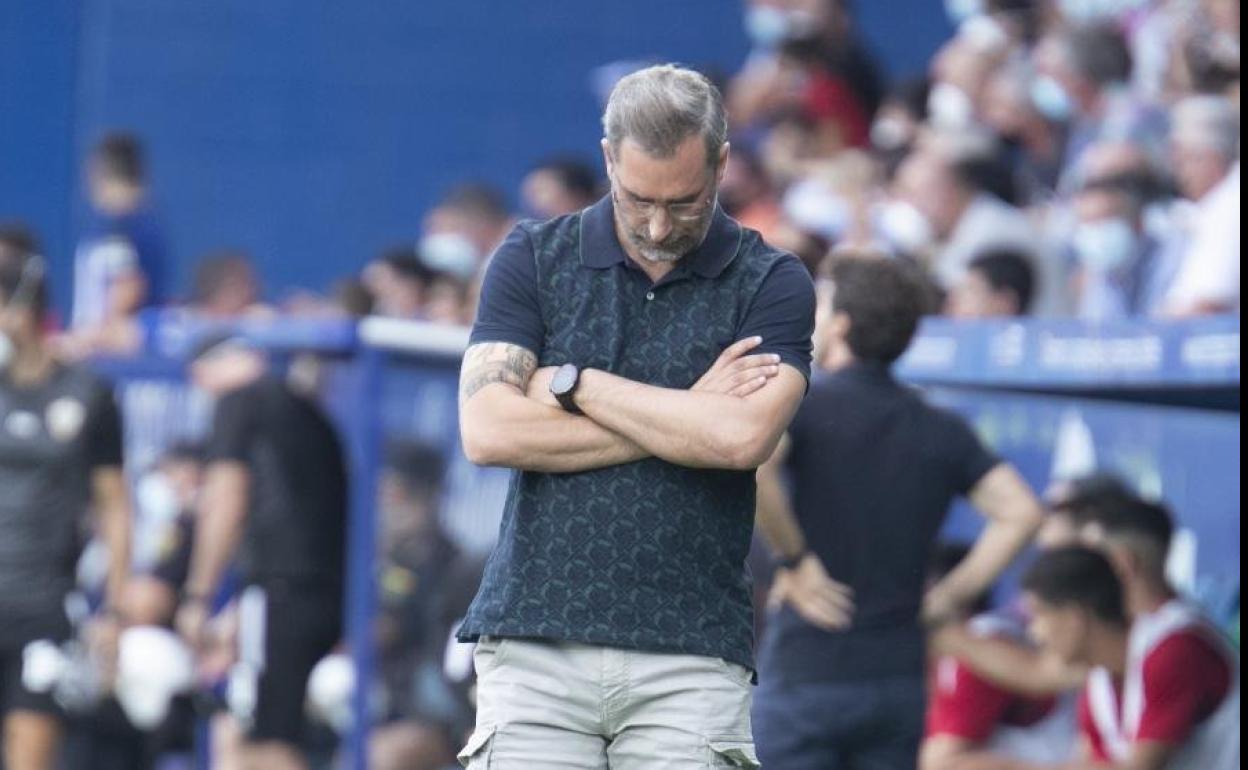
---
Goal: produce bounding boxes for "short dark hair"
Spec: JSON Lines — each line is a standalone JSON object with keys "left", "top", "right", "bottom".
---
{"left": 1022, "top": 546, "right": 1128, "bottom": 626}
{"left": 1065, "top": 25, "right": 1133, "bottom": 87}
{"left": 0, "top": 256, "right": 49, "bottom": 318}
{"left": 92, "top": 132, "right": 146, "bottom": 185}
{"left": 830, "top": 255, "right": 929, "bottom": 364}
{"left": 533, "top": 157, "right": 600, "bottom": 202}
{"left": 161, "top": 441, "right": 207, "bottom": 466}
{"left": 968, "top": 249, "right": 1036, "bottom": 315}
{"left": 1078, "top": 175, "right": 1150, "bottom": 219}
{"left": 1050, "top": 472, "right": 1138, "bottom": 526}
{"left": 1087, "top": 495, "right": 1175, "bottom": 562}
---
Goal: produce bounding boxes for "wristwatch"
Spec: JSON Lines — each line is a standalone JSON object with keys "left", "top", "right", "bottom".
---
{"left": 550, "top": 363, "right": 583, "bottom": 414}
{"left": 777, "top": 549, "right": 808, "bottom": 571}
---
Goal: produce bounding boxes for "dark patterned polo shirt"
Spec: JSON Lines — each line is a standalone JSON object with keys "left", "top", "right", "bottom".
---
{"left": 457, "top": 195, "right": 814, "bottom": 670}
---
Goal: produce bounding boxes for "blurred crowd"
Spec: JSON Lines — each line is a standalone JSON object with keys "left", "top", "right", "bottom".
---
{"left": 1, "top": 0, "right": 1240, "bottom": 365}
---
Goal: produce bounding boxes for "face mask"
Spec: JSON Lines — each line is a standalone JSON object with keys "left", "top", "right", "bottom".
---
{"left": 871, "top": 117, "right": 912, "bottom": 152}
{"left": 1072, "top": 218, "right": 1137, "bottom": 273}
{"left": 1031, "top": 76, "right": 1074, "bottom": 123}
{"left": 928, "top": 82, "right": 976, "bottom": 130}
{"left": 876, "top": 200, "right": 935, "bottom": 254}
{"left": 744, "top": 6, "right": 792, "bottom": 48}
{"left": 419, "top": 232, "right": 480, "bottom": 282}
{"left": 782, "top": 177, "right": 852, "bottom": 240}
{"left": 945, "top": 0, "right": 984, "bottom": 25}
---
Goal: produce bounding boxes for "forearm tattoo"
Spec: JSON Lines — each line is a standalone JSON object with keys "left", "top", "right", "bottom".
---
{"left": 459, "top": 343, "right": 538, "bottom": 406}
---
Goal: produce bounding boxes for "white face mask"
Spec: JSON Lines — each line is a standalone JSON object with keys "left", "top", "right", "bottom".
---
{"left": 1030, "top": 75, "right": 1074, "bottom": 122}
{"left": 1072, "top": 218, "right": 1138, "bottom": 273}
{"left": 745, "top": 5, "right": 791, "bottom": 48}
{"left": 945, "top": 0, "right": 984, "bottom": 25}
{"left": 928, "top": 82, "right": 976, "bottom": 130}
{"left": 418, "top": 232, "right": 480, "bottom": 281}
{"left": 876, "top": 200, "right": 935, "bottom": 254}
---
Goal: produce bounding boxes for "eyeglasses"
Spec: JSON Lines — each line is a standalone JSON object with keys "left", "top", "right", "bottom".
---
{"left": 612, "top": 178, "right": 716, "bottom": 224}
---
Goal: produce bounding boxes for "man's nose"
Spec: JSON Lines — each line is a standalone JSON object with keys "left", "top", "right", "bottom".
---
{"left": 648, "top": 208, "right": 673, "bottom": 242}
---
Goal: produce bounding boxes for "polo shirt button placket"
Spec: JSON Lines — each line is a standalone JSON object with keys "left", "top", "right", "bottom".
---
{"left": 645, "top": 290, "right": 656, "bottom": 301}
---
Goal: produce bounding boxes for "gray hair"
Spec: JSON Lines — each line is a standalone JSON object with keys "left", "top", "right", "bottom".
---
{"left": 602, "top": 64, "right": 727, "bottom": 167}
{"left": 1171, "top": 96, "right": 1240, "bottom": 159}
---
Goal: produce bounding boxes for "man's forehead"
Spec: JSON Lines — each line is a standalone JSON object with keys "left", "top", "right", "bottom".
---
{"left": 612, "top": 136, "right": 710, "bottom": 197}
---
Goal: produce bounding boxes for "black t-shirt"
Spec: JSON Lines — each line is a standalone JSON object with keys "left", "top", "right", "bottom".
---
{"left": 757, "top": 362, "right": 1000, "bottom": 686}
{"left": 0, "top": 364, "right": 123, "bottom": 620}
{"left": 205, "top": 378, "right": 346, "bottom": 589}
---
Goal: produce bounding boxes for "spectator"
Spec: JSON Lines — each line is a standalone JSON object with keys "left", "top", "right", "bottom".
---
{"left": 1160, "top": 95, "right": 1240, "bottom": 316}
{"left": 869, "top": 77, "right": 931, "bottom": 161}
{"left": 752, "top": 254, "right": 1043, "bottom": 769}
{"left": 888, "top": 145, "right": 1039, "bottom": 289}
{"left": 189, "top": 251, "right": 268, "bottom": 319}
{"left": 1023, "top": 544, "right": 1240, "bottom": 769}
{"left": 520, "top": 157, "right": 599, "bottom": 219}
{"left": 1031, "top": 25, "right": 1165, "bottom": 181}
{"left": 980, "top": 64, "right": 1067, "bottom": 202}
{"left": 946, "top": 248, "right": 1037, "bottom": 318}
{"left": 719, "top": 146, "right": 785, "bottom": 243}
{"left": 421, "top": 183, "right": 513, "bottom": 277}
{"left": 68, "top": 133, "right": 167, "bottom": 355}
{"left": 1067, "top": 176, "right": 1169, "bottom": 320}
{"left": 363, "top": 246, "right": 433, "bottom": 320}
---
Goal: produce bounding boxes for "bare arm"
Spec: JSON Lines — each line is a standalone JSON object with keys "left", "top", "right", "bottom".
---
{"left": 184, "top": 461, "right": 250, "bottom": 602}
{"left": 924, "top": 464, "right": 1044, "bottom": 625}
{"left": 458, "top": 342, "right": 650, "bottom": 473}
{"left": 91, "top": 467, "right": 132, "bottom": 612}
{"left": 461, "top": 338, "right": 785, "bottom": 473}
{"left": 575, "top": 363, "right": 807, "bottom": 471}
{"left": 931, "top": 626, "right": 1088, "bottom": 698}
{"left": 755, "top": 434, "right": 804, "bottom": 558}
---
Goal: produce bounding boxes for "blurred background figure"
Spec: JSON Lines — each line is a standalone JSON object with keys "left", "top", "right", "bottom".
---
{"left": 187, "top": 252, "right": 269, "bottom": 321}
{"left": 65, "top": 134, "right": 167, "bottom": 357}
{"left": 519, "top": 157, "right": 600, "bottom": 219}
{"left": 369, "top": 440, "right": 482, "bottom": 770}
{"left": 1160, "top": 95, "right": 1240, "bottom": 316}
{"left": 420, "top": 184, "right": 513, "bottom": 281}
{"left": 945, "top": 248, "right": 1037, "bottom": 319}
{"left": 363, "top": 247, "right": 435, "bottom": 321}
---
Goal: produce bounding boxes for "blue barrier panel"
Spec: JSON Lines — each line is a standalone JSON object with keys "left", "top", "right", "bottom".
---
{"left": 89, "top": 315, "right": 1240, "bottom": 767}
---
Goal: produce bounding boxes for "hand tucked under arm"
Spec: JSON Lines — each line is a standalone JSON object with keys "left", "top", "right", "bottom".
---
{"left": 573, "top": 359, "right": 807, "bottom": 471}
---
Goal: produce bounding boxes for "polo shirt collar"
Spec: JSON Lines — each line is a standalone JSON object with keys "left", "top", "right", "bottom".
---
{"left": 579, "top": 194, "right": 743, "bottom": 278}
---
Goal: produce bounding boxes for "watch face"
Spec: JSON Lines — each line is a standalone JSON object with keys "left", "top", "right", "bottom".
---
{"left": 551, "top": 364, "right": 578, "bottom": 395}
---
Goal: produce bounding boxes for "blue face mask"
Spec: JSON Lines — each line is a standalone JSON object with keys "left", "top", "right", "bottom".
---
{"left": 744, "top": 6, "right": 791, "bottom": 49}
{"left": 1072, "top": 218, "right": 1138, "bottom": 273}
{"left": 1031, "top": 76, "right": 1075, "bottom": 123}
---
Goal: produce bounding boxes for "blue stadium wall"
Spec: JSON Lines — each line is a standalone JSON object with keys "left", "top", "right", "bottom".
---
{"left": 0, "top": 0, "right": 950, "bottom": 315}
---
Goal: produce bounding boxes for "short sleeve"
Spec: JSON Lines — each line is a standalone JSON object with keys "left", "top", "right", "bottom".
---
{"left": 1136, "top": 631, "right": 1232, "bottom": 745}
{"left": 737, "top": 254, "right": 816, "bottom": 382}
{"left": 926, "top": 656, "right": 1016, "bottom": 742}
{"left": 206, "top": 388, "right": 256, "bottom": 464}
{"left": 468, "top": 225, "right": 545, "bottom": 355}
{"left": 83, "top": 382, "right": 124, "bottom": 470}
{"left": 938, "top": 410, "right": 1000, "bottom": 495}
